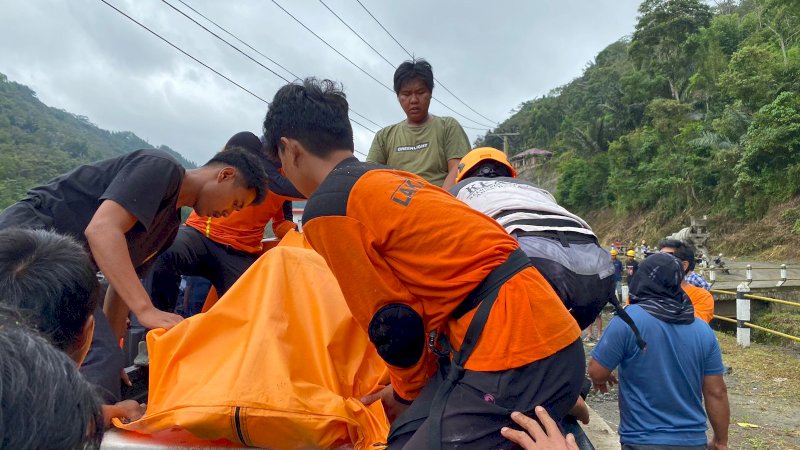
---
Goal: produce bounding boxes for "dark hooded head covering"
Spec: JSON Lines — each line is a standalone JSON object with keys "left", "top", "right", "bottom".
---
{"left": 629, "top": 252, "right": 695, "bottom": 324}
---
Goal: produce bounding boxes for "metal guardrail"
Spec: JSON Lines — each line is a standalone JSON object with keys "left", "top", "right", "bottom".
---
{"left": 710, "top": 289, "right": 800, "bottom": 308}
{"left": 711, "top": 283, "right": 800, "bottom": 347}
{"left": 698, "top": 263, "right": 792, "bottom": 286}
{"left": 713, "top": 315, "right": 800, "bottom": 343}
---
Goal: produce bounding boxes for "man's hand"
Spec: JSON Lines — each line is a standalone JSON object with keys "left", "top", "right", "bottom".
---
{"left": 501, "top": 407, "right": 579, "bottom": 450}
{"left": 102, "top": 400, "right": 146, "bottom": 427}
{"left": 708, "top": 437, "right": 728, "bottom": 450}
{"left": 136, "top": 306, "right": 183, "bottom": 331}
{"left": 360, "top": 385, "right": 409, "bottom": 423}
{"left": 592, "top": 372, "right": 617, "bottom": 393}
{"left": 569, "top": 397, "right": 590, "bottom": 425}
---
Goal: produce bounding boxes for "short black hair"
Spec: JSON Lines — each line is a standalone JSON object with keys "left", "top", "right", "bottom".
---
{"left": 205, "top": 146, "right": 268, "bottom": 204}
{"left": 657, "top": 238, "right": 696, "bottom": 272}
{"left": 393, "top": 58, "right": 434, "bottom": 94}
{"left": 262, "top": 78, "right": 354, "bottom": 161}
{"left": 0, "top": 307, "right": 103, "bottom": 448}
{"left": 0, "top": 228, "right": 99, "bottom": 352}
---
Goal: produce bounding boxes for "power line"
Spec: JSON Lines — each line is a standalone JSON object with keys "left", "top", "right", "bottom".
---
{"left": 176, "top": 0, "right": 298, "bottom": 81}
{"left": 317, "top": 0, "right": 494, "bottom": 129}
{"left": 318, "top": 0, "right": 394, "bottom": 68}
{"left": 271, "top": 0, "right": 394, "bottom": 93}
{"left": 170, "top": 0, "right": 382, "bottom": 131}
{"left": 98, "top": 0, "right": 268, "bottom": 104}
{"left": 97, "top": 0, "right": 371, "bottom": 158}
{"left": 354, "top": 0, "right": 500, "bottom": 127}
{"left": 161, "top": 0, "right": 290, "bottom": 83}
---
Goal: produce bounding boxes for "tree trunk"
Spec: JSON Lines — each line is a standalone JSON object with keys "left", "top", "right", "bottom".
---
{"left": 668, "top": 79, "right": 680, "bottom": 102}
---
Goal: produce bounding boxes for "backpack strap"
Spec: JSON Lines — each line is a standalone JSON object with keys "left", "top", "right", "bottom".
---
{"left": 428, "top": 248, "right": 531, "bottom": 450}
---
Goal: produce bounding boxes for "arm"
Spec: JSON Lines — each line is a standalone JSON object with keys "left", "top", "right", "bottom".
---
{"left": 271, "top": 200, "right": 297, "bottom": 239}
{"left": 87, "top": 200, "right": 182, "bottom": 334}
{"left": 441, "top": 158, "right": 461, "bottom": 191}
{"left": 588, "top": 358, "right": 617, "bottom": 393}
{"left": 102, "top": 400, "right": 145, "bottom": 428}
{"left": 703, "top": 374, "right": 730, "bottom": 450}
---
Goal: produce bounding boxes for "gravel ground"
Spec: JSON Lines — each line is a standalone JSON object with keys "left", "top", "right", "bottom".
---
{"left": 581, "top": 319, "right": 800, "bottom": 449}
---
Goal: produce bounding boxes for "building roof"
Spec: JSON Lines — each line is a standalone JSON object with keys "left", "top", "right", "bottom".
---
{"left": 508, "top": 148, "right": 553, "bottom": 161}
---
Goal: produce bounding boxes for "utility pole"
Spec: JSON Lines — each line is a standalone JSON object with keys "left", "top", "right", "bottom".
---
{"left": 486, "top": 132, "right": 519, "bottom": 154}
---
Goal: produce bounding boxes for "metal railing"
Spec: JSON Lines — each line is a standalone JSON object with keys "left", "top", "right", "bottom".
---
{"left": 711, "top": 283, "right": 800, "bottom": 347}
{"left": 698, "top": 264, "right": 794, "bottom": 287}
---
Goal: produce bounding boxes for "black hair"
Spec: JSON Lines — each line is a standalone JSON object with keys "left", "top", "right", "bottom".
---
{"left": 0, "top": 228, "right": 99, "bottom": 352}
{"left": 657, "top": 238, "right": 696, "bottom": 273}
{"left": 204, "top": 146, "right": 268, "bottom": 204}
{"left": 393, "top": 58, "right": 434, "bottom": 94}
{"left": 262, "top": 78, "right": 354, "bottom": 161}
{"left": 0, "top": 306, "right": 103, "bottom": 449}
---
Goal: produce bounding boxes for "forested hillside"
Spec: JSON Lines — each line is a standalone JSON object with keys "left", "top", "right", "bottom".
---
{"left": 480, "top": 0, "right": 799, "bottom": 235}
{"left": 0, "top": 73, "right": 195, "bottom": 208}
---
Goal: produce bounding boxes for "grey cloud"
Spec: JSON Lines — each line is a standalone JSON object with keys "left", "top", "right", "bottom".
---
{"left": 0, "top": 0, "right": 642, "bottom": 162}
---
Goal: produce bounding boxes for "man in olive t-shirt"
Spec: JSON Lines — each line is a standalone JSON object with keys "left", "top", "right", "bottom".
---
{"left": 367, "top": 58, "right": 470, "bottom": 189}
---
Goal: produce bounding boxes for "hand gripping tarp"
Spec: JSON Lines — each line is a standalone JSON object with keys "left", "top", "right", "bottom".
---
{"left": 115, "top": 231, "right": 390, "bottom": 449}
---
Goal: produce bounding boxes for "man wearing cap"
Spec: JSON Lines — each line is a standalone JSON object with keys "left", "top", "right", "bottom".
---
{"left": 624, "top": 250, "right": 639, "bottom": 285}
{"left": 146, "top": 132, "right": 304, "bottom": 313}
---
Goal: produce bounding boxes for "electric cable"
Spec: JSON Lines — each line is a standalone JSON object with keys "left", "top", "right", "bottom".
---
{"left": 354, "top": 0, "right": 499, "bottom": 127}
{"left": 97, "top": 0, "right": 372, "bottom": 157}
{"left": 166, "top": 0, "right": 381, "bottom": 129}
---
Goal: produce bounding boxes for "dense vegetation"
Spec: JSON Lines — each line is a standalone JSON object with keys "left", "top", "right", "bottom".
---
{"left": 479, "top": 0, "right": 800, "bottom": 225}
{"left": 0, "top": 73, "right": 195, "bottom": 208}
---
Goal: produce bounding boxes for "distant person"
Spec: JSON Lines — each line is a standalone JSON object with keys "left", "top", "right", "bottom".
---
{"left": 367, "top": 58, "right": 470, "bottom": 190}
{"left": 0, "top": 147, "right": 267, "bottom": 400}
{"left": 623, "top": 250, "right": 638, "bottom": 285}
{"left": 0, "top": 306, "right": 104, "bottom": 449}
{"left": 658, "top": 239, "right": 715, "bottom": 323}
{"left": 146, "top": 132, "right": 302, "bottom": 313}
{"left": 0, "top": 229, "right": 143, "bottom": 423}
{"left": 589, "top": 253, "right": 730, "bottom": 450}
{"left": 611, "top": 249, "right": 623, "bottom": 301}
{"left": 263, "top": 78, "right": 583, "bottom": 449}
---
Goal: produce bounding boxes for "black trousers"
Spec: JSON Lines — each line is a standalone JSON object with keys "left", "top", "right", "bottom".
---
{"left": 0, "top": 202, "right": 125, "bottom": 404}
{"left": 144, "top": 226, "right": 258, "bottom": 312}
{"left": 388, "top": 338, "right": 585, "bottom": 449}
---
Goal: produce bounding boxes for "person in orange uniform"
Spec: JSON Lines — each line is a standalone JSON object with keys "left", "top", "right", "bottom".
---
{"left": 262, "top": 78, "right": 583, "bottom": 449}
{"left": 146, "top": 132, "right": 304, "bottom": 313}
{"left": 656, "top": 239, "right": 714, "bottom": 323}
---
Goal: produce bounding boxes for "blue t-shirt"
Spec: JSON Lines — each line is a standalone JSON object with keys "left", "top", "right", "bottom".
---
{"left": 612, "top": 259, "right": 623, "bottom": 282}
{"left": 591, "top": 305, "right": 724, "bottom": 446}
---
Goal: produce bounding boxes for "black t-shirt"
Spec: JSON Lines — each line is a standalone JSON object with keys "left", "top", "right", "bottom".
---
{"left": 24, "top": 149, "right": 185, "bottom": 273}
{"left": 624, "top": 260, "right": 639, "bottom": 284}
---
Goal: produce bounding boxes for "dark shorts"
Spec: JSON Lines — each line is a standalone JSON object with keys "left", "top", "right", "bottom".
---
{"left": 388, "top": 338, "right": 585, "bottom": 449}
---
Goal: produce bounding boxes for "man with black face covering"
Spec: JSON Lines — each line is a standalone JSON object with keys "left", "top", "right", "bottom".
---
{"left": 588, "top": 253, "right": 730, "bottom": 450}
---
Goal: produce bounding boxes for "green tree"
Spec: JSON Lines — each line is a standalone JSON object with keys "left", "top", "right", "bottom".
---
{"left": 629, "top": 0, "right": 714, "bottom": 102}
{"left": 735, "top": 91, "right": 800, "bottom": 215}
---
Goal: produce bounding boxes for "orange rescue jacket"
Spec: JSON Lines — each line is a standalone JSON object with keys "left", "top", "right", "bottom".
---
{"left": 185, "top": 193, "right": 297, "bottom": 254}
{"left": 302, "top": 159, "right": 581, "bottom": 401}
{"left": 683, "top": 283, "right": 715, "bottom": 323}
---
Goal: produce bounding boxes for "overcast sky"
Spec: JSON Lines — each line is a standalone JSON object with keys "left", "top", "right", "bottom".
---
{"left": 0, "top": 0, "right": 642, "bottom": 164}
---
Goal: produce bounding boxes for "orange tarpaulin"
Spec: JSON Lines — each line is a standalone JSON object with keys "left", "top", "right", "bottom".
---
{"left": 116, "top": 231, "right": 390, "bottom": 449}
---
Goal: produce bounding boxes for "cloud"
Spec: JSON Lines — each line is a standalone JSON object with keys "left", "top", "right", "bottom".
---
{"left": 0, "top": 0, "right": 641, "bottom": 162}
